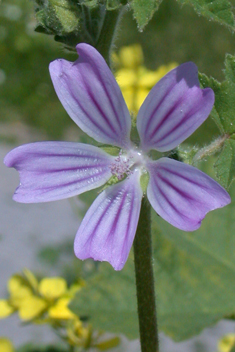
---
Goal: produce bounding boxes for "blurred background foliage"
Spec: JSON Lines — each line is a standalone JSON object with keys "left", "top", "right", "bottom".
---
{"left": 1, "top": 0, "right": 235, "bottom": 141}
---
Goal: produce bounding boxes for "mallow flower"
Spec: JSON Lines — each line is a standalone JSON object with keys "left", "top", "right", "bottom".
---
{"left": 4, "top": 44, "right": 231, "bottom": 270}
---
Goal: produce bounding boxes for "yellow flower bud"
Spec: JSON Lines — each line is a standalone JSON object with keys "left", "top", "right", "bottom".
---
{"left": 0, "top": 337, "right": 14, "bottom": 352}
{"left": 218, "top": 334, "right": 235, "bottom": 352}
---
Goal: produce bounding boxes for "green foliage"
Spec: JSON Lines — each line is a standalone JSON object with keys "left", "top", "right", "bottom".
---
{"left": 129, "top": 0, "right": 163, "bottom": 30}
{"left": 70, "top": 260, "right": 138, "bottom": 337}
{"left": 35, "top": 0, "right": 81, "bottom": 36}
{"left": 152, "top": 194, "right": 235, "bottom": 341}
{"left": 199, "top": 54, "right": 235, "bottom": 188}
{"left": 34, "top": 0, "right": 106, "bottom": 48}
{"left": 70, "top": 168, "right": 235, "bottom": 341}
{"left": 106, "top": 0, "right": 123, "bottom": 9}
{"left": 79, "top": 0, "right": 99, "bottom": 7}
{"left": 176, "top": 0, "right": 235, "bottom": 30}
{"left": 215, "top": 139, "right": 235, "bottom": 189}
{"left": 17, "top": 345, "right": 67, "bottom": 352}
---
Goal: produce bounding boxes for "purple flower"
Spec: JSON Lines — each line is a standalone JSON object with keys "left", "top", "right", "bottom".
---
{"left": 4, "top": 44, "right": 230, "bottom": 270}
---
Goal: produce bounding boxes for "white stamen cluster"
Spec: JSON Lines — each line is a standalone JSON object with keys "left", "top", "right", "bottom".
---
{"left": 110, "top": 149, "right": 147, "bottom": 181}
{"left": 110, "top": 152, "right": 133, "bottom": 180}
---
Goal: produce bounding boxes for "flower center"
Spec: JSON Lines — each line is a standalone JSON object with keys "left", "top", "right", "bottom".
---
{"left": 110, "top": 149, "right": 146, "bottom": 181}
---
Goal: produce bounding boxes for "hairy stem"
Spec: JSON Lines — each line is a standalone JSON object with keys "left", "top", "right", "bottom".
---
{"left": 96, "top": 7, "right": 124, "bottom": 66}
{"left": 134, "top": 196, "right": 159, "bottom": 352}
{"left": 192, "top": 134, "right": 229, "bottom": 165}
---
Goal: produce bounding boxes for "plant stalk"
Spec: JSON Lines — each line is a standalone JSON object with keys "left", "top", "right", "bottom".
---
{"left": 96, "top": 6, "right": 124, "bottom": 67}
{"left": 133, "top": 196, "right": 159, "bottom": 352}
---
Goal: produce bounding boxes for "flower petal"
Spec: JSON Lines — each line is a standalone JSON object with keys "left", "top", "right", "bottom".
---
{"left": 137, "top": 62, "right": 214, "bottom": 152}
{"left": 74, "top": 170, "right": 143, "bottom": 270}
{"left": 49, "top": 43, "right": 131, "bottom": 148}
{"left": 147, "top": 158, "right": 231, "bottom": 231}
{"left": 4, "top": 142, "right": 114, "bottom": 203}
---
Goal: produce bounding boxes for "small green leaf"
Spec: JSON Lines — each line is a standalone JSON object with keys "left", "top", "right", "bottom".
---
{"left": 130, "top": 0, "right": 163, "bottom": 30}
{"left": 199, "top": 73, "right": 224, "bottom": 133}
{"left": 106, "top": 0, "right": 122, "bottom": 10}
{"left": 35, "top": 0, "right": 81, "bottom": 36}
{"left": 177, "top": 0, "right": 235, "bottom": 30}
{"left": 224, "top": 54, "right": 235, "bottom": 84}
{"left": 199, "top": 55, "right": 235, "bottom": 135}
{"left": 215, "top": 138, "right": 235, "bottom": 189}
{"left": 94, "top": 336, "right": 120, "bottom": 350}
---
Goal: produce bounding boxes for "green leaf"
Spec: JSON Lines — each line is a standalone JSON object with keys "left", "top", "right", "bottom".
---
{"left": 214, "top": 139, "right": 235, "bottom": 189}
{"left": 130, "top": 0, "right": 163, "bottom": 30}
{"left": 69, "top": 260, "right": 139, "bottom": 338}
{"left": 106, "top": 0, "right": 122, "bottom": 10}
{"left": 199, "top": 55, "right": 235, "bottom": 189}
{"left": 199, "top": 55, "right": 235, "bottom": 135}
{"left": 199, "top": 73, "right": 224, "bottom": 133}
{"left": 151, "top": 159, "right": 235, "bottom": 340}
{"left": 177, "top": 0, "right": 235, "bottom": 30}
{"left": 70, "top": 164, "right": 235, "bottom": 341}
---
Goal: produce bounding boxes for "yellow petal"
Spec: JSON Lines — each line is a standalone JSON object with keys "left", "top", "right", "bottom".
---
{"left": 18, "top": 296, "right": 47, "bottom": 320}
{"left": 218, "top": 334, "right": 235, "bottom": 352}
{"left": 39, "top": 277, "right": 67, "bottom": 299}
{"left": 121, "top": 88, "right": 135, "bottom": 114}
{"left": 118, "top": 44, "right": 144, "bottom": 68}
{"left": 136, "top": 88, "right": 149, "bottom": 110}
{"left": 139, "top": 63, "right": 178, "bottom": 87}
{"left": 0, "top": 300, "right": 14, "bottom": 318}
{"left": 48, "top": 298, "right": 75, "bottom": 320}
{"left": 116, "top": 69, "right": 137, "bottom": 88}
{"left": 138, "top": 70, "right": 161, "bottom": 87}
{"left": 0, "top": 338, "right": 14, "bottom": 352}
{"left": 8, "top": 275, "right": 32, "bottom": 307}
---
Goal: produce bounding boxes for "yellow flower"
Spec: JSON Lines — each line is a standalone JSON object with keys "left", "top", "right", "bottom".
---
{"left": 0, "top": 337, "right": 14, "bottom": 352}
{"left": 114, "top": 44, "right": 177, "bottom": 116}
{"left": 39, "top": 277, "right": 67, "bottom": 300}
{"left": 18, "top": 296, "right": 47, "bottom": 320}
{"left": 0, "top": 269, "right": 83, "bottom": 327}
{"left": 8, "top": 275, "right": 32, "bottom": 308}
{"left": 218, "top": 334, "right": 235, "bottom": 352}
{"left": 48, "top": 297, "right": 76, "bottom": 320}
{"left": 0, "top": 300, "right": 15, "bottom": 318}
{"left": 116, "top": 44, "right": 144, "bottom": 69}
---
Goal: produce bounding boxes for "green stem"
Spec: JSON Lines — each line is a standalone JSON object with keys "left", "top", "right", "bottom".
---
{"left": 96, "top": 7, "right": 124, "bottom": 67}
{"left": 134, "top": 196, "right": 159, "bottom": 352}
{"left": 192, "top": 133, "right": 229, "bottom": 165}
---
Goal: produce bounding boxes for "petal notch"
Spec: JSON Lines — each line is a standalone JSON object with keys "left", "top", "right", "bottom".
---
{"left": 147, "top": 158, "right": 231, "bottom": 231}
{"left": 49, "top": 43, "right": 131, "bottom": 148}
{"left": 4, "top": 142, "right": 114, "bottom": 203}
{"left": 137, "top": 62, "right": 214, "bottom": 152}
